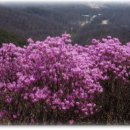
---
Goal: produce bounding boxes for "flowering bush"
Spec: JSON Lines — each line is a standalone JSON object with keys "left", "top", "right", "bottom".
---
{"left": 0, "top": 34, "right": 130, "bottom": 124}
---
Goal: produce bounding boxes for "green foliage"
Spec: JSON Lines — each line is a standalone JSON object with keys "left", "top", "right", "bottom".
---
{"left": 0, "top": 28, "right": 26, "bottom": 46}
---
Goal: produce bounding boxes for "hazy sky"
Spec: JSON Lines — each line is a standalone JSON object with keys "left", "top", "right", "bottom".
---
{"left": 0, "top": 0, "right": 130, "bottom": 3}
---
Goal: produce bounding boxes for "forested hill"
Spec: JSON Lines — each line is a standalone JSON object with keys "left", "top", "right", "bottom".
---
{"left": 1, "top": 2, "right": 130, "bottom": 45}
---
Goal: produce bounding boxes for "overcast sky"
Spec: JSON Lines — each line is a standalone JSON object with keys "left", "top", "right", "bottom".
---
{"left": 0, "top": 0, "right": 130, "bottom": 3}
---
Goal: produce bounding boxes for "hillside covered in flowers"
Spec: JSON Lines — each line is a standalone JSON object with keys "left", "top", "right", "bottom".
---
{"left": 0, "top": 34, "right": 130, "bottom": 125}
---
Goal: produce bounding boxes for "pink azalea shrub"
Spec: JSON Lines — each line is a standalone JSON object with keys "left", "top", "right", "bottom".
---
{"left": 0, "top": 34, "right": 130, "bottom": 124}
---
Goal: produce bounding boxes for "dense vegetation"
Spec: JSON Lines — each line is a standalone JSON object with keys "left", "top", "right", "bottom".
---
{"left": 0, "top": 34, "right": 130, "bottom": 125}
{"left": 0, "top": 28, "right": 26, "bottom": 46}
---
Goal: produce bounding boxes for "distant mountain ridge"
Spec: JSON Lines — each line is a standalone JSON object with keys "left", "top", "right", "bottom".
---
{"left": 0, "top": 2, "right": 130, "bottom": 45}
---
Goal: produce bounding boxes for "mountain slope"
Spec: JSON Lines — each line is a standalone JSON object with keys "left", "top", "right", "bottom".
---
{"left": 0, "top": 3, "right": 130, "bottom": 45}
